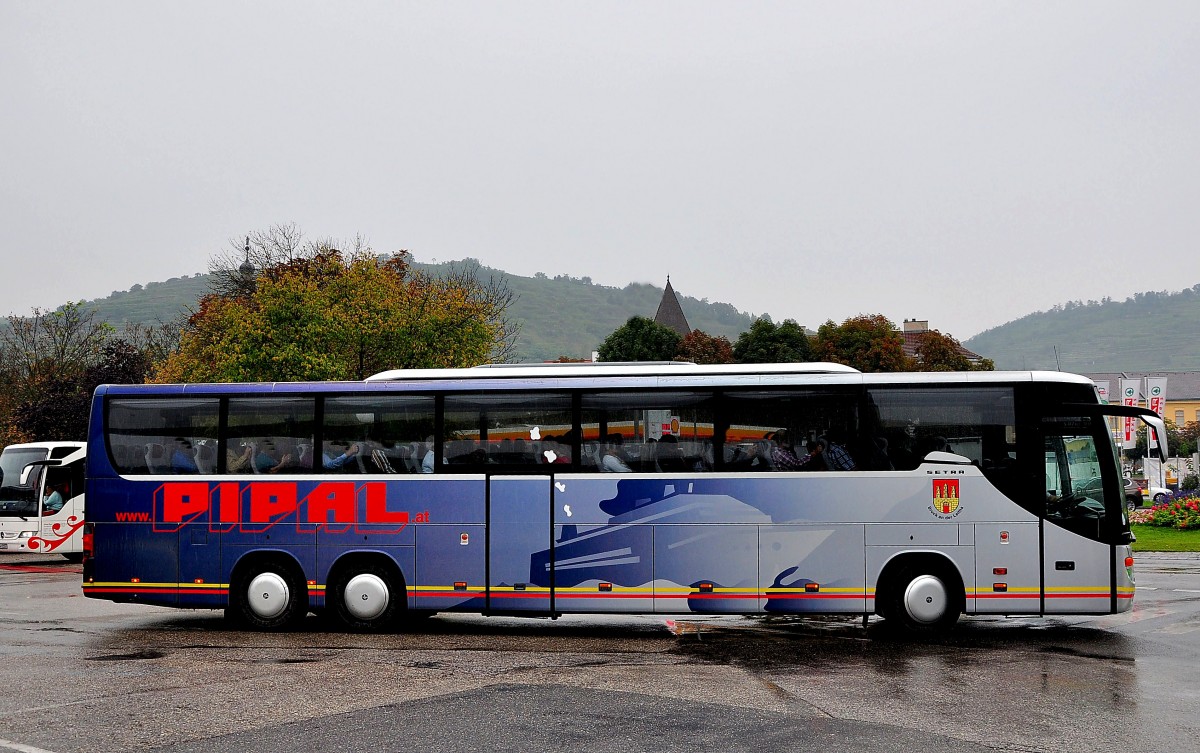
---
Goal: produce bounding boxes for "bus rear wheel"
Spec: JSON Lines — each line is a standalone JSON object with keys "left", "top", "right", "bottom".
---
{"left": 229, "top": 557, "right": 308, "bottom": 631}
{"left": 330, "top": 561, "right": 404, "bottom": 632}
{"left": 883, "top": 563, "right": 961, "bottom": 635}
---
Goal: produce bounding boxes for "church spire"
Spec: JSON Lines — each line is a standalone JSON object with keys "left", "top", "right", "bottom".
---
{"left": 654, "top": 277, "right": 691, "bottom": 336}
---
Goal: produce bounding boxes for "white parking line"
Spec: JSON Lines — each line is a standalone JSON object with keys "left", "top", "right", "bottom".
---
{"left": 0, "top": 739, "right": 60, "bottom": 753}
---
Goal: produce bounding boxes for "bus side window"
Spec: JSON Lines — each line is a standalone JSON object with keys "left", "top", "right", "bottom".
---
{"left": 581, "top": 391, "right": 716, "bottom": 474}
{"left": 722, "top": 388, "right": 860, "bottom": 472}
{"left": 865, "top": 386, "right": 1018, "bottom": 487}
{"left": 444, "top": 392, "right": 573, "bottom": 472}
{"left": 226, "top": 397, "right": 315, "bottom": 474}
{"left": 106, "top": 398, "right": 219, "bottom": 475}
{"left": 323, "top": 395, "right": 435, "bottom": 474}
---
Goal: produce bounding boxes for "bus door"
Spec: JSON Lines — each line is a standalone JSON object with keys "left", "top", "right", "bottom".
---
{"left": 488, "top": 475, "right": 553, "bottom": 613}
{"left": 1039, "top": 414, "right": 1127, "bottom": 613}
{"left": 37, "top": 460, "right": 86, "bottom": 555}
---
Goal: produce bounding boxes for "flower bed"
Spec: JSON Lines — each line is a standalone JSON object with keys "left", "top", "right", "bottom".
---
{"left": 1136, "top": 492, "right": 1200, "bottom": 530}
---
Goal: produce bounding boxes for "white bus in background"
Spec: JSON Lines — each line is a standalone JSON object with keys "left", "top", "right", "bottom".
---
{"left": 0, "top": 441, "right": 86, "bottom": 562}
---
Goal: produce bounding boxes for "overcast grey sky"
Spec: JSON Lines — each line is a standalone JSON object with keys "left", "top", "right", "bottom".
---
{"left": 3, "top": 2, "right": 1197, "bottom": 340}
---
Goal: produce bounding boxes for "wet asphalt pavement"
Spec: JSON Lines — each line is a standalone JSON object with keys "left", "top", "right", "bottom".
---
{"left": 1, "top": 552, "right": 1198, "bottom": 753}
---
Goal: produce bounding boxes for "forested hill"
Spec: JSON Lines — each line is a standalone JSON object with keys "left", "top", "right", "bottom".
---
{"left": 964, "top": 284, "right": 1200, "bottom": 372}
{"left": 50, "top": 260, "right": 763, "bottom": 363}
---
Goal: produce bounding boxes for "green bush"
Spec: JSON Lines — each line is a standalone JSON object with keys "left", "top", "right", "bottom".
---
{"left": 1182, "top": 473, "right": 1199, "bottom": 491}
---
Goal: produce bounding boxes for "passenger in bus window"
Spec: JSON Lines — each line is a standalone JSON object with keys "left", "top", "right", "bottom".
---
{"left": 796, "top": 440, "right": 827, "bottom": 471}
{"left": 228, "top": 442, "right": 255, "bottom": 473}
{"left": 254, "top": 441, "right": 295, "bottom": 474}
{"left": 867, "top": 437, "right": 894, "bottom": 470}
{"left": 43, "top": 485, "right": 64, "bottom": 513}
{"left": 891, "top": 422, "right": 919, "bottom": 469}
{"left": 323, "top": 442, "right": 361, "bottom": 471}
{"left": 821, "top": 435, "right": 857, "bottom": 471}
{"left": 769, "top": 430, "right": 803, "bottom": 471}
{"left": 726, "top": 441, "right": 761, "bottom": 470}
{"left": 171, "top": 438, "right": 199, "bottom": 474}
{"left": 656, "top": 435, "right": 688, "bottom": 473}
{"left": 421, "top": 436, "right": 435, "bottom": 473}
{"left": 601, "top": 435, "right": 633, "bottom": 473}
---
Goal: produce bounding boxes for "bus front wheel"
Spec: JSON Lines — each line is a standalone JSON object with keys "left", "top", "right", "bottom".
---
{"left": 229, "top": 557, "right": 308, "bottom": 631}
{"left": 882, "top": 563, "right": 961, "bottom": 635}
{"left": 330, "top": 561, "right": 405, "bottom": 632}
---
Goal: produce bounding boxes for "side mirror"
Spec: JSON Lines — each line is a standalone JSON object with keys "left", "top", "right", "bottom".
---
{"left": 19, "top": 459, "right": 57, "bottom": 486}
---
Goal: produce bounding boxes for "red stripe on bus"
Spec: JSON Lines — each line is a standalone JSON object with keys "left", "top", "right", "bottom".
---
{"left": 83, "top": 587, "right": 231, "bottom": 595}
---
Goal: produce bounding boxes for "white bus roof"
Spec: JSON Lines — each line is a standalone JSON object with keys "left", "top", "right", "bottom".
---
{"left": 366, "top": 362, "right": 1097, "bottom": 387}
{"left": 366, "top": 362, "right": 860, "bottom": 382}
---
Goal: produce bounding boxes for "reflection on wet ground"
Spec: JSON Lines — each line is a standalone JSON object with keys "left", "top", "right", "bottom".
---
{"left": 666, "top": 614, "right": 1137, "bottom": 670}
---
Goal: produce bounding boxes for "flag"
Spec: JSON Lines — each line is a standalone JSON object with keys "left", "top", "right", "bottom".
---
{"left": 1120, "top": 378, "right": 1140, "bottom": 449}
{"left": 1146, "top": 376, "right": 1168, "bottom": 451}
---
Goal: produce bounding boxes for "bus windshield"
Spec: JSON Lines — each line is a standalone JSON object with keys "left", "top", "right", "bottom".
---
{"left": 0, "top": 447, "right": 47, "bottom": 516}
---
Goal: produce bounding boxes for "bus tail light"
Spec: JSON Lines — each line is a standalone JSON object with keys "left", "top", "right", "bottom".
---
{"left": 993, "top": 567, "right": 1007, "bottom": 575}
{"left": 82, "top": 522, "right": 94, "bottom": 561}
{"left": 1125, "top": 557, "right": 1134, "bottom": 568}
{"left": 82, "top": 522, "right": 95, "bottom": 582}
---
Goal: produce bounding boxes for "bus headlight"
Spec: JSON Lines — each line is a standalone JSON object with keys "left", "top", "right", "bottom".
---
{"left": 17, "top": 531, "right": 33, "bottom": 538}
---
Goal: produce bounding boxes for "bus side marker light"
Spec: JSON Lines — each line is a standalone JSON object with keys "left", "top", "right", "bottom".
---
{"left": 993, "top": 568, "right": 1007, "bottom": 575}
{"left": 454, "top": 582, "right": 467, "bottom": 591}
{"left": 513, "top": 583, "right": 526, "bottom": 591}
{"left": 131, "top": 577, "right": 141, "bottom": 584}
{"left": 193, "top": 578, "right": 204, "bottom": 584}
{"left": 1125, "top": 557, "right": 1134, "bottom": 567}
{"left": 698, "top": 582, "right": 714, "bottom": 593}
{"left": 999, "top": 531, "right": 1010, "bottom": 543}
{"left": 598, "top": 583, "right": 612, "bottom": 592}
{"left": 804, "top": 583, "right": 821, "bottom": 592}
{"left": 993, "top": 583, "right": 1008, "bottom": 592}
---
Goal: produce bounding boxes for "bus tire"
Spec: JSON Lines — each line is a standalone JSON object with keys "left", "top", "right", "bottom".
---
{"left": 230, "top": 555, "right": 308, "bottom": 631}
{"left": 883, "top": 561, "right": 962, "bottom": 635}
{"left": 330, "top": 559, "right": 405, "bottom": 632}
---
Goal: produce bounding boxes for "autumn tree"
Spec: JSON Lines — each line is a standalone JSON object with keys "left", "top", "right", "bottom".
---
{"left": 676, "top": 330, "right": 734, "bottom": 365}
{"left": 0, "top": 303, "right": 114, "bottom": 444}
{"left": 911, "top": 329, "right": 995, "bottom": 372}
{"left": 597, "top": 317, "right": 682, "bottom": 362}
{"left": 813, "top": 314, "right": 908, "bottom": 373}
{"left": 732, "top": 318, "right": 812, "bottom": 363}
{"left": 0, "top": 304, "right": 156, "bottom": 443}
{"left": 152, "top": 247, "right": 518, "bottom": 383}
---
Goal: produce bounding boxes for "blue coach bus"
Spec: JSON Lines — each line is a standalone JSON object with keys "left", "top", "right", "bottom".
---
{"left": 82, "top": 363, "right": 1166, "bottom": 634}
